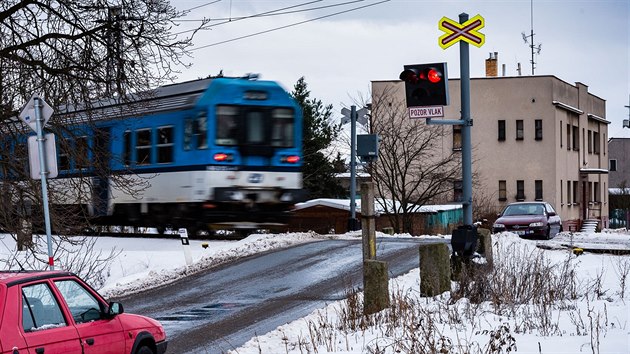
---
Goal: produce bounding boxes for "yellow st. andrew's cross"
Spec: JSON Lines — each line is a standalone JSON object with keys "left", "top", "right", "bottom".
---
{"left": 438, "top": 14, "right": 485, "bottom": 49}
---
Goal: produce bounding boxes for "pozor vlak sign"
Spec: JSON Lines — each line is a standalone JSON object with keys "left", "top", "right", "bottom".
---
{"left": 409, "top": 106, "right": 444, "bottom": 119}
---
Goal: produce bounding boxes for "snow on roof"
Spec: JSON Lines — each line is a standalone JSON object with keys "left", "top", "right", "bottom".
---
{"left": 294, "top": 198, "right": 462, "bottom": 214}
{"left": 609, "top": 188, "right": 630, "bottom": 195}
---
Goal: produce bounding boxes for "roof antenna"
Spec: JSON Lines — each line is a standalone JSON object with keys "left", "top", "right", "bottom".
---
{"left": 521, "top": 0, "right": 542, "bottom": 75}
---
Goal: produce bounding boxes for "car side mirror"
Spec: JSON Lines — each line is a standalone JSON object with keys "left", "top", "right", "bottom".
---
{"left": 548, "top": 211, "right": 556, "bottom": 217}
{"left": 107, "top": 302, "right": 124, "bottom": 317}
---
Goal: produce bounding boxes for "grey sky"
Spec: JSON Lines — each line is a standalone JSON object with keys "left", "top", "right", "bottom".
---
{"left": 172, "top": 0, "right": 629, "bottom": 138}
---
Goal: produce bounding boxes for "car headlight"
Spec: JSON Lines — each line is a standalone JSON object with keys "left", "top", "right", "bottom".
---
{"left": 493, "top": 223, "right": 505, "bottom": 229}
{"left": 529, "top": 222, "right": 544, "bottom": 227}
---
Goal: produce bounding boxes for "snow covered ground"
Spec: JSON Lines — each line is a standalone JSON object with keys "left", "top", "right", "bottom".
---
{"left": 1, "top": 229, "right": 629, "bottom": 353}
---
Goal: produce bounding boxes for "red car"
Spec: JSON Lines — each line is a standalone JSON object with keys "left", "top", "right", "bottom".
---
{"left": 0, "top": 271, "right": 167, "bottom": 354}
{"left": 492, "top": 201, "right": 563, "bottom": 239}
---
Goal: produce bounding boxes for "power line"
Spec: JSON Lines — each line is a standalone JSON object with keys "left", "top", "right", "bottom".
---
{"left": 190, "top": 0, "right": 390, "bottom": 51}
{"left": 174, "top": 0, "right": 323, "bottom": 36}
{"left": 175, "top": 0, "right": 365, "bottom": 22}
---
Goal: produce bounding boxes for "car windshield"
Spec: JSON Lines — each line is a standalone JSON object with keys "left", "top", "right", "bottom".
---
{"left": 503, "top": 204, "right": 545, "bottom": 216}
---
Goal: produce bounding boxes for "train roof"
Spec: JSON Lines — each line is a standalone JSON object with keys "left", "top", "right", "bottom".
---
{"left": 58, "top": 77, "right": 215, "bottom": 122}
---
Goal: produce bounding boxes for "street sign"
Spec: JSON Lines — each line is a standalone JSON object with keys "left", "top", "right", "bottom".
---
{"left": 408, "top": 106, "right": 444, "bottom": 119}
{"left": 438, "top": 14, "right": 485, "bottom": 49}
{"left": 341, "top": 107, "right": 368, "bottom": 125}
{"left": 19, "top": 94, "right": 53, "bottom": 132}
{"left": 28, "top": 134, "right": 58, "bottom": 179}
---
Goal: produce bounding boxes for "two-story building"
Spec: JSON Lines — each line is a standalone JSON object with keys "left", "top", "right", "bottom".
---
{"left": 372, "top": 56, "right": 610, "bottom": 230}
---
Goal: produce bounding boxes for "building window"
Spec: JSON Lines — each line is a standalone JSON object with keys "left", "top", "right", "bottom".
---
{"left": 567, "top": 180, "right": 572, "bottom": 204}
{"left": 588, "top": 130, "right": 592, "bottom": 153}
{"left": 610, "top": 159, "right": 617, "bottom": 171}
{"left": 498, "top": 180, "right": 507, "bottom": 201}
{"left": 535, "top": 180, "right": 543, "bottom": 201}
{"left": 516, "top": 120, "right": 524, "bottom": 140}
{"left": 560, "top": 121, "right": 563, "bottom": 148}
{"left": 593, "top": 132, "right": 600, "bottom": 154}
{"left": 534, "top": 119, "right": 543, "bottom": 140}
{"left": 572, "top": 125, "right": 579, "bottom": 151}
{"left": 498, "top": 120, "right": 506, "bottom": 141}
{"left": 573, "top": 181, "right": 579, "bottom": 205}
{"left": 453, "top": 180, "right": 463, "bottom": 202}
{"left": 566, "top": 124, "right": 571, "bottom": 150}
{"left": 157, "top": 126, "right": 174, "bottom": 164}
{"left": 452, "top": 125, "right": 462, "bottom": 150}
{"left": 516, "top": 180, "right": 525, "bottom": 201}
{"left": 560, "top": 179, "right": 563, "bottom": 204}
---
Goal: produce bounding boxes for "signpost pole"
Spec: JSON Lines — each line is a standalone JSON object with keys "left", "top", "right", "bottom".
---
{"left": 34, "top": 97, "right": 55, "bottom": 270}
{"left": 349, "top": 105, "right": 358, "bottom": 230}
{"left": 459, "top": 12, "right": 473, "bottom": 226}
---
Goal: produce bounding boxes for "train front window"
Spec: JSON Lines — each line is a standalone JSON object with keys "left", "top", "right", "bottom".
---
{"left": 215, "top": 106, "right": 239, "bottom": 146}
{"left": 246, "top": 111, "right": 265, "bottom": 144}
{"left": 215, "top": 105, "right": 295, "bottom": 148}
{"left": 271, "top": 108, "right": 294, "bottom": 147}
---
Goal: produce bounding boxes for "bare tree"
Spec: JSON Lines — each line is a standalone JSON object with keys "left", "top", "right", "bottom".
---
{"left": 0, "top": 0, "right": 203, "bottom": 282}
{"left": 369, "top": 85, "right": 461, "bottom": 234}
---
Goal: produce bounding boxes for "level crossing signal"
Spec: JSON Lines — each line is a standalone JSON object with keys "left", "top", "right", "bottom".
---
{"left": 399, "top": 63, "right": 449, "bottom": 108}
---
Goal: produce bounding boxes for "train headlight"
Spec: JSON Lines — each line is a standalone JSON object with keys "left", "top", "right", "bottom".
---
{"left": 281, "top": 155, "right": 300, "bottom": 163}
{"left": 214, "top": 153, "right": 234, "bottom": 162}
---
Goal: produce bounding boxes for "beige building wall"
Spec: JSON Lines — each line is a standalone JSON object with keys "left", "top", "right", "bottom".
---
{"left": 372, "top": 75, "right": 609, "bottom": 228}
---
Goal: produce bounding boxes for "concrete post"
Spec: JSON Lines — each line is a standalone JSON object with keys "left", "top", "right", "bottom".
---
{"left": 361, "top": 182, "right": 376, "bottom": 261}
{"left": 363, "top": 260, "right": 389, "bottom": 315}
{"left": 419, "top": 243, "right": 451, "bottom": 296}
{"left": 477, "top": 228, "right": 493, "bottom": 267}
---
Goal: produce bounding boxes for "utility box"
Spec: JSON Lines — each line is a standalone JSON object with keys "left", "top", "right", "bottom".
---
{"left": 357, "top": 134, "right": 379, "bottom": 162}
{"left": 451, "top": 225, "right": 478, "bottom": 257}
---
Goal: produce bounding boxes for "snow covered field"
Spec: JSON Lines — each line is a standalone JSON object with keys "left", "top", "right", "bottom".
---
{"left": 1, "top": 229, "right": 629, "bottom": 353}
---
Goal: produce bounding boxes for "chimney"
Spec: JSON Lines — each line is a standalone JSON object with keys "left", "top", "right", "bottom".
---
{"left": 485, "top": 52, "right": 498, "bottom": 77}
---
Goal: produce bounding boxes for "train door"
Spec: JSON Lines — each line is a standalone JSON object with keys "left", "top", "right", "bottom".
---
{"left": 91, "top": 128, "right": 111, "bottom": 217}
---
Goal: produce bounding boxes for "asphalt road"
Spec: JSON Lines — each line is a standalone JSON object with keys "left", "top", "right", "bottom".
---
{"left": 115, "top": 237, "right": 446, "bottom": 353}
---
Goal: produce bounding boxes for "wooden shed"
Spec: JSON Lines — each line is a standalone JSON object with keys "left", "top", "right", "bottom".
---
{"left": 288, "top": 198, "right": 463, "bottom": 235}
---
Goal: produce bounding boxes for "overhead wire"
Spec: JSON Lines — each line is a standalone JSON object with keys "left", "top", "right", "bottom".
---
{"left": 174, "top": 0, "right": 324, "bottom": 36}
{"left": 174, "top": 0, "right": 365, "bottom": 22}
{"left": 190, "top": 0, "right": 390, "bottom": 51}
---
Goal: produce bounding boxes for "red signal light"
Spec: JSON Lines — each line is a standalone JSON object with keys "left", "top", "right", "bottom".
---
{"left": 427, "top": 69, "right": 441, "bottom": 83}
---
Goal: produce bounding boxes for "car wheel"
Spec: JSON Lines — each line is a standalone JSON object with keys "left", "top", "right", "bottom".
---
{"left": 136, "top": 346, "right": 155, "bottom": 354}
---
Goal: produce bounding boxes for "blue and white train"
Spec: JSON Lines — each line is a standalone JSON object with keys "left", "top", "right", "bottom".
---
{"left": 55, "top": 76, "right": 307, "bottom": 234}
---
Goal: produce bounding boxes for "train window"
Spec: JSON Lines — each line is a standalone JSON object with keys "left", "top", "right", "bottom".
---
{"left": 123, "top": 130, "right": 132, "bottom": 166}
{"left": 75, "top": 136, "right": 89, "bottom": 170}
{"left": 58, "top": 138, "right": 71, "bottom": 171}
{"left": 271, "top": 108, "right": 294, "bottom": 147}
{"left": 184, "top": 119, "right": 193, "bottom": 151}
{"left": 215, "top": 106, "right": 239, "bottom": 146}
{"left": 196, "top": 112, "right": 208, "bottom": 149}
{"left": 136, "top": 129, "right": 152, "bottom": 165}
{"left": 157, "top": 126, "right": 173, "bottom": 164}
{"left": 13, "top": 142, "right": 28, "bottom": 177}
{"left": 246, "top": 111, "right": 265, "bottom": 144}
